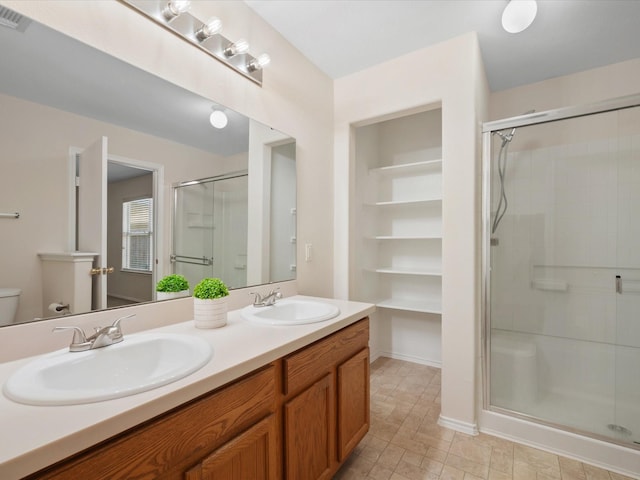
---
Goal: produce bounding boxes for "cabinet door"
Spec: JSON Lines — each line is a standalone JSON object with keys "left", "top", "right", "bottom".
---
{"left": 185, "top": 414, "right": 278, "bottom": 480}
{"left": 284, "top": 374, "right": 333, "bottom": 480}
{"left": 337, "top": 347, "right": 370, "bottom": 460}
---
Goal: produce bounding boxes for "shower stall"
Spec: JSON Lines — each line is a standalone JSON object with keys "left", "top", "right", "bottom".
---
{"left": 482, "top": 95, "right": 640, "bottom": 453}
{"left": 172, "top": 171, "right": 248, "bottom": 290}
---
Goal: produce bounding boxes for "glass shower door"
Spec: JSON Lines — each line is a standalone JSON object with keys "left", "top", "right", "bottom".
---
{"left": 172, "top": 174, "right": 248, "bottom": 291}
{"left": 613, "top": 105, "right": 640, "bottom": 446}
{"left": 487, "top": 105, "right": 640, "bottom": 448}
{"left": 173, "top": 180, "right": 215, "bottom": 289}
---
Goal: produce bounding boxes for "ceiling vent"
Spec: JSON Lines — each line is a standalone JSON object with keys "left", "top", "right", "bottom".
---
{"left": 0, "top": 6, "right": 31, "bottom": 32}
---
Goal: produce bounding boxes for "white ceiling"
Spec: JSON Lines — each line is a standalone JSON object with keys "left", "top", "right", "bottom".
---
{"left": 244, "top": 0, "right": 640, "bottom": 91}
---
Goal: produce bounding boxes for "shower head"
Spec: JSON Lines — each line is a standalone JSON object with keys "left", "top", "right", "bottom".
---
{"left": 490, "top": 109, "right": 536, "bottom": 235}
{"left": 493, "top": 109, "right": 536, "bottom": 145}
{"left": 494, "top": 129, "right": 514, "bottom": 144}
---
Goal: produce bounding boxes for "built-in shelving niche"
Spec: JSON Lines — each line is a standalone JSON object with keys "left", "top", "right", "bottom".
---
{"left": 350, "top": 107, "right": 443, "bottom": 366}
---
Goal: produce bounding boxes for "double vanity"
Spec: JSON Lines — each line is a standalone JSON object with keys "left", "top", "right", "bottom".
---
{"left": 0, "top": 296, "right": 374, "bottom": 479}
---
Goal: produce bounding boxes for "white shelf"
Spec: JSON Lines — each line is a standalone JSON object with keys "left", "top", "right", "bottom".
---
{"left": 369, "top": 159, "right": 442, "bottom": 175}
{"left": 370, "top": 235, "right": 442, "bottom": 240}
{"left": 376, "top": 298, "right": 442, "bottom": 315}
{"left": 365, "top": 198, "right": 442, "bottom": 207}
{"left": 367, "top": 267, "right": 442, "bottom": 276}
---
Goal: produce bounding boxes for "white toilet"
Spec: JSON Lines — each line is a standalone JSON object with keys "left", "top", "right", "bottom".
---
{"left": 0, "top": 288, "right": 21, "bottom": 326}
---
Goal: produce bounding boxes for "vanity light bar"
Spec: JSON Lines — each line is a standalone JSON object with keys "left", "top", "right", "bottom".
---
{"left": 119, "top": 0, "right": 268, "bottom": 86}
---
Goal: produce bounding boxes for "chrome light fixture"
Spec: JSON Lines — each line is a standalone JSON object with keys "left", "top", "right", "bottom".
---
{"left": 501, "top": 0, "right": 537, "bottom": 33}
{"left": 247, "top": 53, "right": 271, "bottom": 72}
{"left": 162, "top": 0, "right": 190, "bottom": 21}
{"left": 195, "top": 16, "right": 222, "bottom": 42}
{"left": 223, "top": 39, "right": 250, "bottom": 58}
{"left": 120, "top": 0, "right": 270, "bottom": 86}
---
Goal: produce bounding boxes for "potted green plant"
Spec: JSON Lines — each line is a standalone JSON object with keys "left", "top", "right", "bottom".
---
{"left": 156, "top": 274, "right": 190, "bottom": 301}
{"left": 192, "top": 277, "right": 229, "bottom": 329}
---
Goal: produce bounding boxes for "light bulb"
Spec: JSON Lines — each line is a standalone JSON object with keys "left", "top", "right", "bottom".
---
{"left": 224, "top": 38, "right": 250, "bottom": 57}
{"left": 247, "top": 53, "right": 271, "bottom": 72}
{"left": 195, "top": 16, "right": 222, "bottom": 41}
{"left": 163, "top": 0, "right": 191, "bottom": 20}
{"left": 209, "top": 110, "right": 228, "bottom": 129}
{"left": 502, "top": 0, "right": 537, "bottom": 33}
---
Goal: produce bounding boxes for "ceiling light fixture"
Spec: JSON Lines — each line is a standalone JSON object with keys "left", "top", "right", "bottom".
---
{"left": 209, "top": 109, "right": 228, "bottom": 129}
{"left": 195, "top": 16, "right": 222, "bottom": 41}
{"left": 121, "top": 0, "right": 270, "bottom": 85}
{"left": 223, "top": 39, "right": 250, "bottom": 58}
{"left": 162, "top": 0, "right": 191, "bottom": 21}
{"left": 501, "top": 0, "right": 537, "bottom": 34}
{"left": 247, "top": 53, "right": 271, "bottom": 72}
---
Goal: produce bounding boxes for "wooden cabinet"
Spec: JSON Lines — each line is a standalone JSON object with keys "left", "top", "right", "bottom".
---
{"left": 27, "top": 318, "right": 369, "bottom": 480}
{"left": 283, "top": 318, "right": 370, "bottom": 479}
{"left": 185, "top": 414, "right": 278, "bottom": 480}
{"left": 337, "top": 347, "right": 370, "bottom": 461}
{"left": 284, "top": 374, "right": 333, "bottom": 480}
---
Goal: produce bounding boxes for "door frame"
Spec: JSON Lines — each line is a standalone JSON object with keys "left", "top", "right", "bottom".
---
{"left": 68, "top": 147, "right": 165, "bottom": 305}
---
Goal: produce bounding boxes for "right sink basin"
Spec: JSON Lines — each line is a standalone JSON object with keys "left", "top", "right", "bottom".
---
{"left": 240, "top": 298, "right": 340, "bottom": 326}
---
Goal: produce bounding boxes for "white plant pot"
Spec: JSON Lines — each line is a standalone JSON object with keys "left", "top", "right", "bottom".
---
{"left": 156, "top": 289, "right": 190, "bottom": 301}
{"left": 193, "top": 297, "right": 228, "bottom": 329}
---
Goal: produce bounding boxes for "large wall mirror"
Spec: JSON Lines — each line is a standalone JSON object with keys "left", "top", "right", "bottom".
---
{"left": 0, "top": 8, "right": 296, "bottom": 326}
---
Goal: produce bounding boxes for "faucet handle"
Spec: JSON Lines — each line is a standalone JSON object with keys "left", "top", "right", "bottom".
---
{"left": 107, "top": 313, "right": 135, "bottom": 342}
{"left": 111, "top": 313, "right": 135, "bottom": 331}
{"left": 53, "top": 326, "right": 91, "bottom": 352}
{"left": 249, "top": 292, "right": 263, "bottom": 304}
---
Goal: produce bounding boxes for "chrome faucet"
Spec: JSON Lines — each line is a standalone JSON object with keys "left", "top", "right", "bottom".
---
{"left": 53, "top": 314, "right": 135, "bottom": 352}
{"left": 249, "top": 287, "right": 282, "bottom": 307}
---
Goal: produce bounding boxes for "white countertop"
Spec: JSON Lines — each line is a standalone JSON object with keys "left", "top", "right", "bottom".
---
{"left": 0, "top": 295, "right": 375, "bottom": 479}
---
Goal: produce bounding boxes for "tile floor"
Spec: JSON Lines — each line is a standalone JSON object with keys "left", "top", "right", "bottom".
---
{"left": 333, "top": 357, "right": 636, "bottom": 480}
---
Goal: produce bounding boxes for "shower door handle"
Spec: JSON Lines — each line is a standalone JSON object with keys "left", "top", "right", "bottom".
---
{"left": 615, "top": 275, "right": 622, "bottom": 294}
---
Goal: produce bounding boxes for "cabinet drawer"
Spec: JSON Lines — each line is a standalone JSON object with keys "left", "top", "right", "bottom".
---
{"left": 32, "top": 365, "right": 277, "bottom": 480}
{"left": 284, "top": 318, "right": 369, "bottom": 396}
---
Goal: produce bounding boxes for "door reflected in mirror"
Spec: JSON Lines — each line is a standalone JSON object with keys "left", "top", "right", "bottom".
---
{"left": 0, "top": 8, "right": 296, "bottom": 326}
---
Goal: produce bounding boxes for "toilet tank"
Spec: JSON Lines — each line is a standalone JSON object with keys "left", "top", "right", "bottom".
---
{"left": 0, "top": 288, "right": 21, "bottom": 326}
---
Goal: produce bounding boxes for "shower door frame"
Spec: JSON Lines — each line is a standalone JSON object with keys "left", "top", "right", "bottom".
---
{"left": 171, "top": 170, "right": 249, "bottom": 285}
{"left": 481, "top": 93, "right": 640, "bottom": 446}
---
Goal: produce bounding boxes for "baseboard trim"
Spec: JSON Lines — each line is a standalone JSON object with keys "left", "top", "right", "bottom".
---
{"left": 372, "top": 350, "right": 441, "bottom": 368}
{"left": 438, "top": 414, "right": 479, "bottom": 436}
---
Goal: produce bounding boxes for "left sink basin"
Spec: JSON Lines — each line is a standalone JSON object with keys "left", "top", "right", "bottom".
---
{"left": 3, "top": 333, "right": 213, "bottom": 406}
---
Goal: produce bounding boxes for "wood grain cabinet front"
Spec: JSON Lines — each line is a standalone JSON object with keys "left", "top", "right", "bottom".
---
{"left": 337, "top": 347, "right": 370, "bottom": 461}
{"left": 283, "top": 318, "right": 370, "bottom": 480}
{"left": 185, "top": 414, "right": 279, "bottom": 480}
{"left": 284, "top": 374, "right": 334, "bottom": 480}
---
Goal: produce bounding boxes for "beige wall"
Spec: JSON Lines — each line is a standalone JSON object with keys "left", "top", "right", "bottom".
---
{"left": 334, "top": 32, "right": 490, "bottom": 432}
